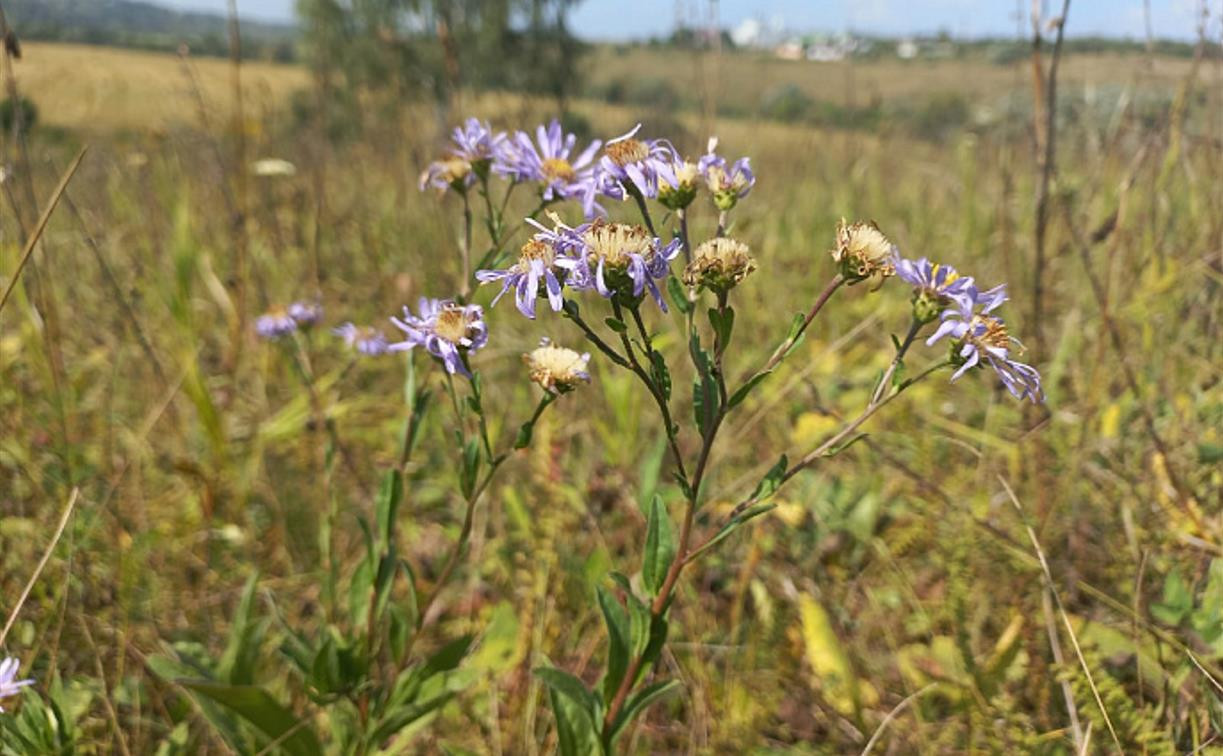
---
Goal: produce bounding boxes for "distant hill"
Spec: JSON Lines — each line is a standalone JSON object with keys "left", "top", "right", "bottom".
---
{"left": 2, "top": 0, "right": 298, "bottom": 60}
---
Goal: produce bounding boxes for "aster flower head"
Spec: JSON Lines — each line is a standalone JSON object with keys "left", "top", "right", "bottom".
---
{"left": 0, "top": 657, "right": 33, "bottom": 711}
{"left": 498, "top": 120, "right": 605, "bottom": 218}
{"left": 926, "top": 286, "right": 1043, "bottom": 402}
{"left": 419, "top": 118, "right": 508, "bottom": 193}
{"left": 893, "top": 254, "right": 976, "bottom": 323}
{"left": 256, "top": 306, "right": 297, "bottom": 340}
{"left": 831, "top": 219, "right": 897, "bottom": 285}
{"left": 389, "top": 298, "right": 488, "bottom": 377}
{"left": 699, "top": 138, "right": 755, "bottom": 211}
{"left": 288, "top": 301, "right": 323, "bottom": 329}
{"left": 524, "top": 337, "right": 591, "bottom": 394}
{"left": 567, "top": 219, "right": 681, "bottom": 311}
{"left": 420, "top": 157, "right": 473, "bottom": 193}
{"left": 476, "top": 234, "right": 581, "bottom": 319}
{"left": 656, "top": 156, "right": 700, "bottom": 211}
{"left": 333, "top": 322, "right": 390, "bottom": 356}
{"left": 597, "top": 123, "right": 677, "bottom": 200}
{"left": 683, "top": 237, "right": 757, "bottom": 293}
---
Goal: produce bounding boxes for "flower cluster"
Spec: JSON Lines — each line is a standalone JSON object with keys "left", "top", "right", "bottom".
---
{"left": 0, "top": 657, "right": 32, "bottom": 712}
{"left": 256, "top": 301, "right": 323, "bottom": 340}
{"left": 333, "top": 322, "right": 390, "bottom": 356}
{"left": 419, "top": 120, "right": 755, "bottom": 220}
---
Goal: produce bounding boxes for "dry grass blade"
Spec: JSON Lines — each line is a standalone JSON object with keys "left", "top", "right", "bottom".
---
{"left": 997, "top": 475, "right": 1122, "bottom": 751}
{"left": 0, "top": 486, "right": 79, "bottom": 648}
{"left": 860, "top": 683, "right": 935, "bottom": 755}
{"left": 0, "top": 146, "right": 87, "bottom": 314}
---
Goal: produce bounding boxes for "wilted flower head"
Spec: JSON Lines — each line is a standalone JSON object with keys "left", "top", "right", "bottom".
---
{"left": 390, "top": 298, "right": 488, "bottom": 377}
{"left": 524, "top": 337, "right": 591, "bottom": 394}
{"left": 598, "top": 123, "right": 677, "bottom": 200}
{"left": 420, "top": 118, "right": 508, "bottom": 192}
{"left": 333, "top": 322, "right": 390, "bottom": 356}
{"left": 288, "top": 301, "right": 323, "bottom": 328}
{"left": 831, "top": 219, "right": 897, "bottom": 284}
{"left": 699, "top": 138, "right": 755, "bottom": 211}
{"left": 927, "top": 285, "right": 1043, "bottom": 402}
{"left": 0, "top": 657, "right": 33, "bottom": 711}
{"left": 893, "top": 255, "right": 975, "bottom": 323}
{"left": 256, "top": 306, "right": 297, "bottom": 340}
{"left": 569, "top": 219, "right": 681, "bottom": 311}
{"left": 498, "top": 120, "right": 604, "bottom": 218}
{"left": 683, "top": 237, "right": 757, "bottom": 292}
{"left": 656, "top": 156, "right": 700, "bottom": 211}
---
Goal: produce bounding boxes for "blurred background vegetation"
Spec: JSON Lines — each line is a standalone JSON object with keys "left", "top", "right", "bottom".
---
{"left": 0, "top": 0, "right": 1220, "bottom": 751}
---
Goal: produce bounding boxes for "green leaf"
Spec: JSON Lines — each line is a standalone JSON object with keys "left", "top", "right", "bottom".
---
{"left": 218, "top": 574, "right": 261, "bottom": 686}
{"left": 460, "top": 438, "right": 481, "bottom": 499}
{"left": 1151, "top": 569, "right": 1193, "bottom": 626}
{"left": 388, "top": 605, "right": 410, "bottom": 666}
{"left": 649, "top": 351, "right": 672, "bottom": 401}
{"left": 780, "top": 312, "right": 807, "bottom": 360}
{"left": 708, "top": 306, "right": 735, "bottom": 350}
{"left": 689, "top": 503, "right": 777, "bottom": 562}
{"left": 376, "top": 470, "right": 403, "bottom": 551}
{"left": 606, "top": 678, "right": 681, "bottom": 740}
{"left": 535, "top": 667, "right": 598, "bottom": 717}
{"left": 727, "top": 371, "right": 770, "bottom": 409}
{"left": 750, "top": 455, "right": 788, "bottom": 502}
{"left": 667, "top": 276, "right": 693, "bottom": 315}
{"left": 179, "top": 681, "right": 322, "bottom": 756}
{"left": 604, "top": 317, "right": 628, "bottom": 333}
{"left": 597, "top": 586, "right": 630, "bottom": 704}
{"left": 548, "top": 685, "right": 601, "bottom": 756}
{"left": 642, "top": 495, "right": 676, "bottom": 596}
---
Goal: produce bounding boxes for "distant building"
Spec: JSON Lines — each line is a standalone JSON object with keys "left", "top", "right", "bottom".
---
{"left": 730, "top": 18, "right": 762, "bottom": 48}
{"left": 896, "top": 39, "right": 919, "bottom": 59}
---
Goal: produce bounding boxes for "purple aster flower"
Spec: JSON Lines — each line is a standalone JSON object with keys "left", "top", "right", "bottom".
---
{"left": 497, "top": 120, "right": 605, "bottom": 218}
{"left": 597, "top": 123, "right": 677, "bottom": 200}
{"left": 655, "top": 154, "right": 701, "bottom": 211}
{"left": 0, "top": 657, "right": 33, "bottom": 711}
{"left": 893, "top": 254, "right": 976, "bottom": 322}
{"left": 256, "top": 307, "right": 297, "bottom": 340}
{"left": 450, "top": 117, "right": 507, "bottom": 165}
{"left": 927, "top": 285, "right": 1043, "bottom": 402}
{"left": 561, "top": 218, "right": 681, "bottom": 312}
{"left": 476, "top": 233, "right": 583, "bottom": 319}
{"left": 288, "top": 301, "right": 323, "bottom": 328}
{"left": 699, "top": 137, "right": 755, "bottom": 211}
{"left": 419, "top": 118, "right": 508, "bottom": 193}
{"left": 389, "top": 298, "right": 488, "bottom": 377}
{"left": 333, "top": 322, "right": 390, "bottom": 356}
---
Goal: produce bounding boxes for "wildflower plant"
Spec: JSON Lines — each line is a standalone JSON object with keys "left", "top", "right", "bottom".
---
{"left": 151, "top": 117, "right": 1043, "bottom": 754}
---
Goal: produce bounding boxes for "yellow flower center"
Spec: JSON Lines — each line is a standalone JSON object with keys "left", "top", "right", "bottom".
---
{"left": 513, "top": 239, "right": 556, "bottom": 273}
{"left": 606, "top": 138, "right": 649, "bottom": 166}
{"left": 435, "top": 306, "right": 474, "bottom": 343}
{"left": 581, "top": 220, "right": 654, "bottom": 267}
{"left": 542, "top": 157, "right": 576, "bottom": 183}
{"left": 972, "top": 315, "right": 1010, "bottom": 350}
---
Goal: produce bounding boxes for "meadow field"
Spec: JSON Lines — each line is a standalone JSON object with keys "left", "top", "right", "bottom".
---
{"left": 0, "top": 37, "right": 1221, "bottom": 753}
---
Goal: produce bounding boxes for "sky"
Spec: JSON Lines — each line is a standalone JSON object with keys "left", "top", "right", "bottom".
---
{"left": 158, "top": 0, "right": 1214, "bottom": 41}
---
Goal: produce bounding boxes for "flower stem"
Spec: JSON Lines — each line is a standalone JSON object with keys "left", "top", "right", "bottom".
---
{"left": 870, "top": 318, "right": 923, "bottom": 406}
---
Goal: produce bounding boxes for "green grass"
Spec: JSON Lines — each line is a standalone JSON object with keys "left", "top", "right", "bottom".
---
{"left": 0, "top": 41, "right": 1220, "bottom": 753}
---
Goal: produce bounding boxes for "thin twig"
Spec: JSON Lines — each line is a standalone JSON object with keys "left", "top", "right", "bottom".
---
{"left": 0, "top": 487, "right": 79, "bottom": 647}
{"left": 0, "top": 147, "right": 87, "bottom": 314}
{"left": 860, "top": 683, "right": 936, "bottom": 755}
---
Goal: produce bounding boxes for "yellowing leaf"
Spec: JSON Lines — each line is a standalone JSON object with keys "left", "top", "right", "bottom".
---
{"left": 1099, "top": 402, "right": 1121, "bottom": 440}
{"left": 790, "top": 411, "right": 838, "bottom": 449}
{"left": 797, "top": 592, "right": 878, "bottom": 716}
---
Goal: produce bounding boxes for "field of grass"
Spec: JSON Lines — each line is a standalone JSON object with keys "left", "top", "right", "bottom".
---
{"left": 0, "top": 38, "right": 1221, "bottom": 754}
